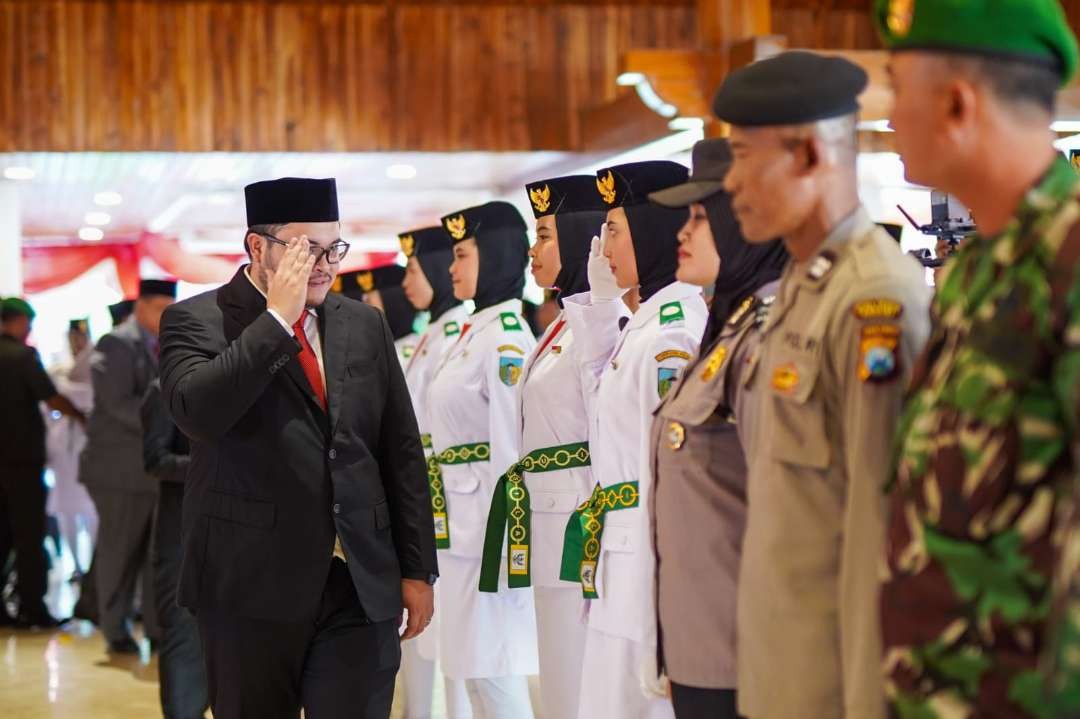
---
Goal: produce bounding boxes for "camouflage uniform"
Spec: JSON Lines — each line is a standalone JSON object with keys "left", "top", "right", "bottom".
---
{"left": 883, "top": 157, "right": 1080, "bottom": 718}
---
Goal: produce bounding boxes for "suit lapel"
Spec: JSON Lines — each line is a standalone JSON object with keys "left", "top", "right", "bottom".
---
{"left": 320, "top": 294, "right": 349, "bottom": 434}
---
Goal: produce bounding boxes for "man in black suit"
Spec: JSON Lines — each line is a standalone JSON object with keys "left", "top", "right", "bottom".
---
{"left": 159, "top": 178, "right": 437, "bottom": 719}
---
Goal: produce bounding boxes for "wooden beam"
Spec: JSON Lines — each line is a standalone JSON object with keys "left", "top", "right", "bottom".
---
{"left": 580, "top": 92, "right": 674, "bottom": 153}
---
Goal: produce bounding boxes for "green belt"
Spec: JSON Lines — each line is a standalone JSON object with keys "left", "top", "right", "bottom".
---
{"left": 559, "top": 481, "right": 640, "bottom": 598}
{"left": 478, "top": 442, "right": 591, "bottom": 593}
{"left": 420, "top": 433, "right": 432, "bottom": 450}
{"left": 428, "top": 441, "right": 490, "bottom": 549}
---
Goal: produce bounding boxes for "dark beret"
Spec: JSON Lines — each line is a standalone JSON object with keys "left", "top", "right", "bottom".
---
{"left": 712, "top": 51, "right": 868, "bottom": 127}
{"left": 398, "top": 226, "right": 452, "bottom": 259}
{"left": 139, "top": 279, "right": 177, "bottom": 299}
{"left": 649, "top": 139, "right": 732, "bottom": 208}
{"left": 441, "top": 201, "right": 527, "bottom": 244}
{"left": 595, "top": 161, "right": 689, "bottom": 209}
{"left": 245, "top": 177, "right": 340, "bottom": 226}
{"left": 524, "top": 175, "right": 610, "bottom": 219}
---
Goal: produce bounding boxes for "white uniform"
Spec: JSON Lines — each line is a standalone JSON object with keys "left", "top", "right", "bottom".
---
{"left": 395, "top": 332, "right": 421, "bottom": 373}
{"left": 563, "top": 282, "right": 707, "bottom": 719}
{"left": 401, "top": 307, "right": 472, "bottom": 719}
{"left": 514, "top": 308, "right": 621, "bottom": 719}
{"left": 426, "top": 298, "right": 539, "bottom": 716}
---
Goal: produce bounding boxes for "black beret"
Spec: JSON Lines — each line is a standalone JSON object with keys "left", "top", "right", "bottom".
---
{"left": 335, "top": 265, "right": 406, "bottom": 298}
{"left": 712, "top": 51, "right": 868, "bottom": 127}
{"left": 595, "top": 161, "right": 689, "bottom": 209}
{"left": 441, "top": 201, "right": 527, "bottom": 244}
{"left": 69, "top": 318, "right": 90, "bottom": 334}
{"left": 245, "top": 177, "right": 339, "bottom": 226}
{"left": 108, "top": 299, "right": 135, "bottom": 325}
{"left": 139, "top": 279, "right": 177, "bottom": 299}
{"left": 398, "top": 226, "right": 452, "bottom": 259}
{"left": 524, "top": 175, "right": 610, "bottom": 219}
{"left": 649, "top": 139, "right": 732, "bottom": 208}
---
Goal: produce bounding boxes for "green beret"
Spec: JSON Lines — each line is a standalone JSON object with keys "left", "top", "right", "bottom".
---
{"left": 1, "top": 297, "right": 35, "bottom": 320}
{"left": 874, "top": 0, "right": 1080, "bottom": 86}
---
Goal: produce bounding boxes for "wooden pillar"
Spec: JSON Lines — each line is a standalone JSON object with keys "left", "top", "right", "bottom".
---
{"left": 697, "top": 0, "right": 774, "bottom": 136}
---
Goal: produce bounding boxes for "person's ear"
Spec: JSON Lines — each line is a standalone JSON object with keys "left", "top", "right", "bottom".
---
{"left": 247, "top": 232, "right": 265, "bottom": 264}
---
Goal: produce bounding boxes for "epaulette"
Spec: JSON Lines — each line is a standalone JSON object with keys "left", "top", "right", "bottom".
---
{"left": 500, "top": 313, "right": 524, "bottom": 332}
{"left": 659, "top": 301, "right": 685, "bottom": 326}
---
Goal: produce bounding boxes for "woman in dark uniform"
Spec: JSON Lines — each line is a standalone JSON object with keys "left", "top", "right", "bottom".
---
{"left": 645, "top": 138, "right": 789, "bottom": 719}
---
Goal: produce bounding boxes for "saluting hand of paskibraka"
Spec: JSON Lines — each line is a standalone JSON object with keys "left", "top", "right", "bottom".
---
{"left": 266, "top": 235, "right": 317, "bottom": 327}
{"left": 588, "top": 225, "right": 624, "bottom": 301}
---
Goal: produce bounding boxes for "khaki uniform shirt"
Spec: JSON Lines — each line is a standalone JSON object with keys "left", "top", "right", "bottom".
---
{"left": 737, "top": 208, "right": 932, "bottom": 719}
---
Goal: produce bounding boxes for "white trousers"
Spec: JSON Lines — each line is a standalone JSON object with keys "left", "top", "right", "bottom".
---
{"left": 578, "top": 628, "right": 675, "bottom": 719}
{"left": 401, "top": 636, "right": 473, "bottom": 719}
{"left": 464, "top": 676, "right": 534, "bottom": 719}
{"left": 534, "top": 586, "right": 587, "bottom": 719}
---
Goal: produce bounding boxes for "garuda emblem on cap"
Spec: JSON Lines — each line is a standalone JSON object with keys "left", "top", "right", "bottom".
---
{"left": 529, "top": 184, "right": 552, "bottom": 214}
{"left": 400, "top": 234, "right": 415, "bottom": 257}
{"left": 445, "top": 214, "right": 467, "bottom": 241}
{"left": 357, "top": 272, "right": 375, "bottom": 292}
{"left": 887, "top": 0, "right": 914, "bottom": 37}
{"left": 597, "top": 171, "right": 617, "bottom": 205}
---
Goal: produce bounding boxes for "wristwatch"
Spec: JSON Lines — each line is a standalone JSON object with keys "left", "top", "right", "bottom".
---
{"left": 424, "top": 573, "right": 438, "bottom": 586}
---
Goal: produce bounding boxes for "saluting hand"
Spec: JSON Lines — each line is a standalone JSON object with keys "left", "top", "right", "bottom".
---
{"left": 588, "top": 227, "right": 624, "bottom": 302}
{"left": 266, "top": 236, "right": 317, "bottom": 327}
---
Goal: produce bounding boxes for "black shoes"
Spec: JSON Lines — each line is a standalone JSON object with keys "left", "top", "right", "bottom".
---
{"left": 14, "top": 609, "right": 67, "bottom": 630}
{"left": 107, "top": 636, "right": 141, "bottom": 655}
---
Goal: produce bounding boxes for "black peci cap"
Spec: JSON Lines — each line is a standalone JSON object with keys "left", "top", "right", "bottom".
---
{"left": 245, "top": 177, "right": 340, "bottom": 226}
{"left": 398, "top": 226, "right": 452, "bottom": 259}
{"left": 524, "top": 175, "right": 610, "bottom": 219}
{"left": 108, "top": 299, "right": 135, "bottom": 326}
{"left": 649, "top": 139, "right": 733, "bottom": 208}
{"left": 712, "top": 51, "right": 868, "bottom": 127}
{"left": 336, "top": 265, "right": 406, "bottom": 298}
{"left": 594, "top": 161, "right": 689, "bottom": 209}
{"left": 440, "top": 201, "right": 527, "bottom": 244}
{"left": 139, "top": 279, "right": 177, "bottom": 299}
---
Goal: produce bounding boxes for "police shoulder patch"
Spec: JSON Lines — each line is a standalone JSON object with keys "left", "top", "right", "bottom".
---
{"left": 659, "top": 302, "right": 685, "bottom": 326}
{"left": 444, "top": 321, "right": 461, "bottom": 337}
{"left": 498, "top": 356, "right": 524, "bottom": 387}
{"left": 500, "top": 313, "right": 524, "bottom": 332}
{"left": 852, "top": 298, "right": 903, "bottom": 321}
{"left": 655, "top": 349, "right": 691, "bottom": 363}
{"left": 858, "top": 324, "right": 901, "bottom": 383}
{"left": 726, "top": 295, "right": 757, "bottom": 328}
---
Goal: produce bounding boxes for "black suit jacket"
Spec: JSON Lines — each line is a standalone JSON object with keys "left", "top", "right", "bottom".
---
{"left": 159, "top": 268, "right": 437, "bottom": 623}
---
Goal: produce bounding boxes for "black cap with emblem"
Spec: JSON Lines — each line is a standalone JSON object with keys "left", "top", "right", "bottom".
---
{"left": 139, "top": 279, "right": 178, "bottom": 299}
{"left": 336, "top": 265, "right": 415, "bottom": 340}
{"left": 712, "top": 50, "right": 869, "bottom": 127}
{"left": 440, "top": 201, "right": 529, "bottom": 311}
{"left": 108, "top": 299, "right": 135, "bottom": 327}
{"left": 525, "top": 175, "right": 608, "bottom": 220}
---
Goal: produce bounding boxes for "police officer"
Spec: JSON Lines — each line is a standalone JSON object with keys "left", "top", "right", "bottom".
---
{"left": 873, "top": 2, "right": 1080, "bottom": 715}
{"left": 426, "top": 202, "right": 538, "bottom": 717}
{"left": 645, "top": 138, "right": 788, "bottom": 719}
{"left": 0, "top": 297, "right": 84, "bottom": 627}
{"left": 397, "top": 227, "right": 472, "bottom": 718}
{"left": 477, "top": 175, "right": 607, "bottom": 719}
{"left": 561, "top": 161, "right": 706, "bottom": 719}
{"left": 712, "top": 51, "right": 932, "bottom": 718}
{"left": 336, "top": 266, "right": 419, "bottom": 371}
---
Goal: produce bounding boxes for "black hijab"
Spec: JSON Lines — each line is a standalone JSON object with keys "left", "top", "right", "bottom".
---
{"left": 475, "top": 226, "right": 529, "bottom": 311}
{"left": 416, "top": 249, "right": 461, "bottom": 322}
{"left": 626, "top": 203, "right": 689, "bottom": 302}
{"left": 553, "top": 209, "right": 605, "bottom": 305}
{"left": 700, "top": 191, "right": 788, "bottom": 350}
{"left": 379, "top": 286, "right": 418, "bottom": 341}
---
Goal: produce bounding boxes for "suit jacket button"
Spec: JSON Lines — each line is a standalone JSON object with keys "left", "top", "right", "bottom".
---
{"left": 333, "top": 503, "right": 341, "bottom": 514}
{"left": 329, "top": 449, "right": 337, "bottom": 460}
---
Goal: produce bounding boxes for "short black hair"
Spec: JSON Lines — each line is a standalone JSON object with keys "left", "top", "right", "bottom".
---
{"left": 1, "top": 307, "right": 26, "bottom": 323}
{"left": 948, "top": 54, "right": 1059, "bottom": 115}
{"left": 244, "top": 223, "right": 285, "bottom": 259}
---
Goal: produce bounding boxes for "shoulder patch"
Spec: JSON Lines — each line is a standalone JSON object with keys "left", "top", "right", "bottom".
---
{"left": 852, "top": 299, "right": 903, "bottom": 321}
{"left": 497, "top": 344, "right": 525, "bottom": 355}
{"left": 498, "top": 356, "right": 524, "bottom": 386}
{"left": 655, "top": 349, "right": 691, "bottom": 363}
{"left": 500, "top": 313, "right": 524, "bottom": 332}
{"left": 443, "top": 321, "right": 461, "bottom": 337}
{"left": 659, "top": 302, "right": 685, "bottom": 326}
{"left": 725, "top": 295, "right": 758, "bottom": 328}
{"left": 657, "top": 367, "right": 679, "bottom": 398}
{"left": 806, "top": 251, "right": 837, "bottom": 282}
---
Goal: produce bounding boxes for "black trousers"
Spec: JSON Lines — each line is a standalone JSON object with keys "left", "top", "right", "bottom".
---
{"left": 197, "top": 558, "right": 400, "bottom": 719}
{"left": 0, "top": 464, "right": 48, "bottom": 615}
{"left": 153, "top": 483, "right": 209, "bottom": 719}
{"left": 671, "top": 684, "right": 742, "bottom": 719}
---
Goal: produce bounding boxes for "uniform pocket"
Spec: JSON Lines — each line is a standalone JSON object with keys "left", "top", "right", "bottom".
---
{"left": 768, "top": 354, "right": 830, "bottom": 469}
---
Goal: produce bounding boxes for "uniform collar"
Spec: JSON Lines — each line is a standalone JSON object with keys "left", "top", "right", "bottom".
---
{"left": 626, "top": 281, "right": 700, "bottom": 331}
{"left": 469, "top": 298, "right": 522, "bottom": 329}
{"left": 790, "top": 206, "right": 874, "bottom": 293}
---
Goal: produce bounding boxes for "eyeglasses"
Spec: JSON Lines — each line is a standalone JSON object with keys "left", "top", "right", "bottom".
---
{"left": 257, "top": 233, "right": 351, "bottom": 265}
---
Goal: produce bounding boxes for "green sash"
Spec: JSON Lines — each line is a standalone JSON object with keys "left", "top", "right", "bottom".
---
{"left": 478, "top": 442, "right": 591, "bottom": 593}
{"left": 420, "top": 433, "right": 433, "bottom": 450}
{"left": 428, "top": 441, "right": 490, "bottom": 549}
{"left": 559, "top": 481, "right": 640, "bottom": 598}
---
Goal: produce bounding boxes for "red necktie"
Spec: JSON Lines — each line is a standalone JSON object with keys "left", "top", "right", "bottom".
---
{"left": 292, "top": 316, "right": 327, "bottom": 411}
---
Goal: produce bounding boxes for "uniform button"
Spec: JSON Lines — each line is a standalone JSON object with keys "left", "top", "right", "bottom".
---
{"left": 547, "top": 498, "right": 556, "bottom": 509}
{"left": 333, "top": 503, "right": 341, "bottom": 514}
{"left": 328, "top": 449, "right": 337, "bottom": 460}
